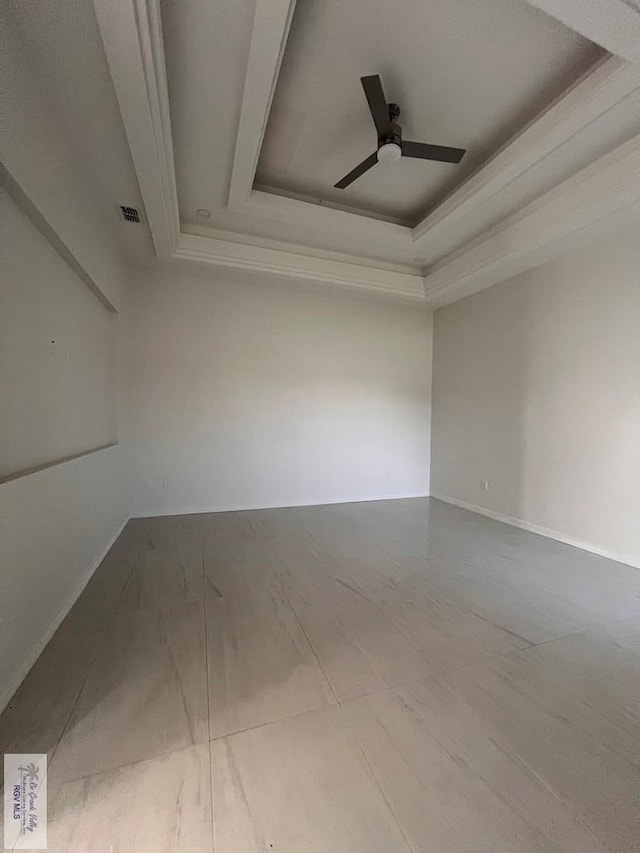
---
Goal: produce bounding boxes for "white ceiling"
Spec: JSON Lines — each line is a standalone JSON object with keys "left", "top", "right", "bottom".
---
{"left": 417, "top": 86, "right": 640, "bottom": 267}
{"left": 161, "top": 0, "right": 605, "bottom": 232}
{"left": 161, "top": 0, "right": 256, "bottom": 220}
{"left": 256, "top": 0, "right": 602, "bottom": 224}
{"left": 7, "top": 0, "right": 640, "bottom": 304}
{"left": 157, "top": 0, "right": 640, "bottom": 273}
{"left": 6, "top": 0, "right": 154, "bottom": 265}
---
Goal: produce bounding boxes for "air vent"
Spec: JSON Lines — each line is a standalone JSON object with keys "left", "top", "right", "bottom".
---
{"left": 119, "top": 205, "right": 141, "bottom": 223}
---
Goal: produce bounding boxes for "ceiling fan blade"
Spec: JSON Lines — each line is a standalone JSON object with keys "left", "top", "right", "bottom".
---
{"left": 334, "top": 152, "right": 378, "bottom": 189}
{"left": 361, "top": 75, "right": 391, "bottom": 138}
{"left": 402, "top": 140, "right": 466, "bottom": 164}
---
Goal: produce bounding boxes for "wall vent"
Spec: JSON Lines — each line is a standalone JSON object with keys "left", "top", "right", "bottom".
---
{"left": 119, "top": 205, "right": 141, "bottom": 223}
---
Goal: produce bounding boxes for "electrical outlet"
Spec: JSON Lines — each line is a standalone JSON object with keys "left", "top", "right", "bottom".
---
{"left": 481, "top": 480, "right": 489, "bottom": 492}
{"left": 161, "top": 478, "right": 168, "bottom": 488}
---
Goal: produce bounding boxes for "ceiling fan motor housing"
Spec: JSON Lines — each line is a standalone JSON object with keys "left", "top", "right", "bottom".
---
{"left": 381, "top": 103, "right": 402, "bottom": 148}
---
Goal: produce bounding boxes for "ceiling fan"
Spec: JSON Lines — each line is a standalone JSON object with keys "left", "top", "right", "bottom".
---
{"left": 335, "top": 75, "right": 466, "bottom": 189}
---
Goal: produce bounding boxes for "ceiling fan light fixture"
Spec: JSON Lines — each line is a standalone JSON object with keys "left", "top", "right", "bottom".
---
{"left": 334, "top": 76, "right": 466, "bottom": 188}
{"left": 377, "top": 142, "right": 402, "bottom": 164}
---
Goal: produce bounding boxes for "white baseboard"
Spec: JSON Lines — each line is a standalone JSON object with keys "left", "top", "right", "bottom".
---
{"left": 432, "top": 493, "right": 640, "bottom": 570}
{"left": 132, "top": 491, "right": 430, "bottom": 519}
{"left": 0, "top": 514, "right": 131, "bottom": 715}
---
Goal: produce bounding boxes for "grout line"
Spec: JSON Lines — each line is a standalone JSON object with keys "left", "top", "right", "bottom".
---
{"left": 437, "top": 650, "right": 621, "bottom": 853}
{"left": 330, "top": 645, "right": 535, "bottom": 708}
{"left": 201, "top": 518, "right": 216, "bottom": 852}
{"left": 280, "top": 510, "right": 640, "bottom": 672}
{"left": 251, "top": 519, "right": 525, "bottom": 705}
{"left": 504, "top": 610, "right": 640, "bottom": 660}
{"left": 287, "top": 598, "right": 340, "bottom": 704}
{"left": 45, "top": 739, "right": 209, "bottom": 788}
{"left": 336, "top": 672, "right": 441, "bottom": 705}
{"left": 41, "top": 504, "right": 640, "bottom": 849}
{"left": 208, "top": 701, "right": 339, "bottom": 746}
{"left": 260, "top": 537, "right": 341, "bottom": 706}
{"left": 336, "top": 702, "right": 417, "bottom": 853}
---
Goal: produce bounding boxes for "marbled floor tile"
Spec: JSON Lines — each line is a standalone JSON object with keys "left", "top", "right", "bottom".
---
{"left": 496, "top": 548, "right": 640, "bottom": 626}
{"left": 119, "top": 546, "right": 203, "bottom": 613}
{"left": 331, "top": 496, "right": 432, "bottom": 542}
{"left": 203, "top": 537, "right": 279, "bottom": 600}
{"left": 400, "top": 503, "right": 640, "bottom": 627}
{"left": 0, "top": 619, "right": 103, "bottom": 790}
{"left": 52, "top": 602, "right": 208, "bottom": 783}
{"left": 147, "top": 512, "right": 204, "bottom": 551}
{"left": 594, "top": 612, "right": 640, "bottom": 656}
{"left": 273, "top": 544, "right": 437, "bottom": 699}
{"left": 206, "top": 580, "right": 334, "bottom": 739}
{"left": 288, "top": 541, "right": 532, "bottom": 672}
{"left": 266, "top": 534, "right": 342, "bottom": 590}
{"left": 146, "top": 514, "right": 204, "bottom": 581}
{"left": 210, "top": 706, "right": 412, "bottom": 853}
{"left": 445, "top": 621, "right": 640, "bottom": 852}
{"left": 56, "top": 515, "right": 149, "bottom": 638}
{"left": 121, "top": 516, "right": 152, "bottom": 537}
{"left": 453, "top": 547, "right": 640, "bottom": 630}
{"left": 45, "top": 744, "right": 212, "bottom": 853}
{"left": 201, "top": 510, "right": 258, "bottom": 546}
{"left": 377, "top": 585, "right": 531, "bottom": 671}
{"left": 69, "top": 550, "right": 137, "bottom": 634}
{"left": 446, "top": 619, "right": 640, "bottom": 760}
{"left": 250, "top": 506, "right": 324, "bottom": 550}
{"left": 5, "top": 499, "right": 639, "bottom": 852}
{"left": 421, "top": 561, "right": 585, "bottom": 645}
{"left": 0, "top": 525, "right": 145, "bottom": 788}
{"left": 343, "top": 676, "right": 609, "bottom": 853}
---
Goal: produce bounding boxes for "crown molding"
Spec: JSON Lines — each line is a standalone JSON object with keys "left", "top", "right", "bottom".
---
{"left": 228, "top": 0, "right": 298, "bottom": 210}
{"left": 423, "top": 131, "right": 640, "bottom": 307}
{"left": 175, "top": 232, "right": 425, "bottom": 300}
{"left": 412, "top": 55, "right": 640, "bottom": 249}
{"left": 93, "top": 0, "right": 180, "bottom": 259}
{"left": 523, "top": 0, "right": 640, "bottom": 63}
{"left": 182, "top": 223, "right": 419, "bottom": 275}
{"left": 93, "top": 0, "right": 640, "bottom": 305}
{"left": 92, "top": 0, "right": 422, "bottom": 299}
{"left": 246, "top": 189, "right": 413, "bottom": 248}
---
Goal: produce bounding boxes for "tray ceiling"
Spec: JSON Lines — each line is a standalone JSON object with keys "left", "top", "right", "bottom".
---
{"left": 26, "top": 0, "right": 638, "bottom": 306}
{"left": 257, "top": 0, "right": 602, "bottom": 224}
{"left": 163, "top": 0, "right": 605, "bottom": 234}
{"left": 145, "top": 0, "right": 640, "bottom": 297}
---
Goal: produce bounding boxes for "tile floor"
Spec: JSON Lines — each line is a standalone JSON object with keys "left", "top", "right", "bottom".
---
{"left": 1, "top": 498, "right": 639, "bottom": 851}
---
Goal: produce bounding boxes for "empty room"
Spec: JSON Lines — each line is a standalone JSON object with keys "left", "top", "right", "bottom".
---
{"left": 2, "top": 0, "right": 640, "bottom": 850}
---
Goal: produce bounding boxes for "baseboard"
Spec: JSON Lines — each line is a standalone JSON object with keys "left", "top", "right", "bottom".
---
{"left": 0, "top": 513, "right": 131, "bottom": 715}
{"left": 132, "top": 491, "right": 430, "bottom": 519}
{"left": 432, "top": 493, "right": 640, "bottom": 570}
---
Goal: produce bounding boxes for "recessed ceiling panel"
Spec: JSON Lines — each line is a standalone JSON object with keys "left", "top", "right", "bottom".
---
{"left": 161, "top": 0, "right": 257, "bottom": 220}
{"left": 256, "top": 0, "right": 603, "bottom": 225}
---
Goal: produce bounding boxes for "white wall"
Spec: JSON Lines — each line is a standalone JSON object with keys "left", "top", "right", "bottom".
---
{"left": 1, "top": 1, "right": 128, "bottom": 305}
{"left": 0, "top": 189, "right": 118, "bottom": 479}
{"left": 129, "top": 268, "right": 432, "bottom": 515}
{"left": 431, "top": 226, "right": 640, "bottom": 567}
{"left": 0, "top": 210, "right": 129, "bottom": 711}
{"left": 0, "top": 5, "right": 130, "bottom": 712}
